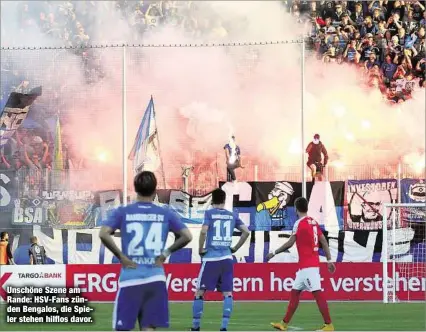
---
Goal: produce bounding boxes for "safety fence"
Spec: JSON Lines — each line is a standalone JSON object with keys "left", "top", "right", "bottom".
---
{"left": 0, "top": 163, "right": 422, "bottom": 195}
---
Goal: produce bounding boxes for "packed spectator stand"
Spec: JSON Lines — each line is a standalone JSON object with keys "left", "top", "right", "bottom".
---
{"left": 299, "top": 0, "right": 426, "bottom": 102}
{"left": 0, "top": 0, "right": 425, "bottom": 178}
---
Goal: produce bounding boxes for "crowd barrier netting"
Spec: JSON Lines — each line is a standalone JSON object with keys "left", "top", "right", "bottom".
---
{"left": 1, "top": 43, "right": 306, "bottom": 195}
{"left": 2, "top": 44, "right": 424, "bottom": 196}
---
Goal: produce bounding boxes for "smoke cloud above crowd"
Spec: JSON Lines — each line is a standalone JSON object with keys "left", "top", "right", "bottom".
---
{"left": 1, "top": 1, "right": 424, "bottom": 189}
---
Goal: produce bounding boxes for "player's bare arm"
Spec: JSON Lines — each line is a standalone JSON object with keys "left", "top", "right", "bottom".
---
{"left": 266, "top": 234, "right": 296, "bottom": 261}
{"left": 319, "top": 234, "right": 336, "bottom": 274}
{"left": 99, "top": 225, "right": 137, "bottom": 269}
{"left": 198, "top": 225, "right": 209, "bottom": 256}
{"left": 156, "top": 228, "right": 193, "bottom": 266}
{"left": 231, "top": 224, "right": 250, "bottom": 253}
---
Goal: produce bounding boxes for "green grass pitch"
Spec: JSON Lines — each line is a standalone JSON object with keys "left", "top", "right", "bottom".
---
{"left": 1, "top": 302, "right": 425, "bottom": 331}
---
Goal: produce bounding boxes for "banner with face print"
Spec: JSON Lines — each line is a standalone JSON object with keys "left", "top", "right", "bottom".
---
{"left": 345, "top": 179, "right": 398, "bottom": 230}
{"left": 400, "top": 179, "right": 425, "bottom": 223}
{"left": 4, "top": 179, "right": 423, "bottom": 265}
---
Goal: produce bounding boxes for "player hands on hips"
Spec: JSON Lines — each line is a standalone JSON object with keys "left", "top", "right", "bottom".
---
{"left": 191, "top": 188, "right": 250, "bottom": 331}
{"left": 266, "top": 197, "right": 336, "bottom": 331}
{"left": 99, "top": 171, "right": 193, "bottom": 331}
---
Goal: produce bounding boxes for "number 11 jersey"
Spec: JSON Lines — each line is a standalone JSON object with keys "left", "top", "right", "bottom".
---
{"left": 203, "top": 208, "right": 244, "bottom": 262}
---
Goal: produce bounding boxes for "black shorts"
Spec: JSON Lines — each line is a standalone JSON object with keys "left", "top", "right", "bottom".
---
{"left": 307, "top": 162, "right": 323, "bottom": 174}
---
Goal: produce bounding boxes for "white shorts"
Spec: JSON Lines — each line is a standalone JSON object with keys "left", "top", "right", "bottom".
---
{"left": 293, "top": 267, "right": 322, "bottom": 292}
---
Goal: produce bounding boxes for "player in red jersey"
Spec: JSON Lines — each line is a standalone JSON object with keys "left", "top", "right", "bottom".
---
{"left": 266, "top": 197, "right": 336, "bottom": 331}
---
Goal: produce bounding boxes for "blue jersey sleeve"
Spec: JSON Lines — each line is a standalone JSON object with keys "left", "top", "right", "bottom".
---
{"left": 234, "top": 213, "right": 244, "bottom": 229}
{"left": 203, "top": 210, "right": 212, "bottom": 227}
{"left": 103, "top": 207, "right": 123, "bottom": 231}
{"left": 168, "top": 210, "right": 187, "bottom": 233}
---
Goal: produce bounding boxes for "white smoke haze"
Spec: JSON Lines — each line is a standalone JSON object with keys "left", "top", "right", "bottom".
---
{"left": 1, "top": 1, "right": 424, "bottom": 189}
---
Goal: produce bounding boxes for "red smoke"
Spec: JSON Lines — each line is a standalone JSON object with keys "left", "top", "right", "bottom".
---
{"left": 2, "top": 1, "right": 423, "bottom": 192}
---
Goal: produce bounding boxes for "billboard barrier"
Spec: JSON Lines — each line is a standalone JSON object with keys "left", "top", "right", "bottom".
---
{"left": 2, "top": 263, "right": 424, "bottom": 302}
{"left": 64, "top": 263, "right": 426, "bottom": 302}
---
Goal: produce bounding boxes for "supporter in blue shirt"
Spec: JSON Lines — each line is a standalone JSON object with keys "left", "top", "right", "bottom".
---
{"left": 381, "top": 54, "right": 398, "bottom": 81}
{"left": 344, "top": 39, "right": 359, "bottom": 63}
{"left": 360, "top": 17, "right": 379, "bottom": 37}
{"left": 365, "top": 52, "right": 381, "bottom": 71}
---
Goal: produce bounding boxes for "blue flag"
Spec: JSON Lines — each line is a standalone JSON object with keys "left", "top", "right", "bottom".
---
{"left": 128, "top": 96, "right": 160, "bottom": 174}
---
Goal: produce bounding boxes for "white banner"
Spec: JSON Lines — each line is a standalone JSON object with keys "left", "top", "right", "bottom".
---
{"left": 0, "top": 106, "right": 30, "bottom": 146}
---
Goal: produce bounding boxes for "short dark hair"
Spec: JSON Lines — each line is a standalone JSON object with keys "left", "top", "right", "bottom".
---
{"left": 134, "top": 171, "right": 157, "bottom": 197}
{"left": 0, "top": 232, "right": 8, "bottom": 240}
{"left": 294, "top": 197, "right": 309, "bottom": 213}
{"left": 212, "top": 188, "right": 226, "bottom": 205}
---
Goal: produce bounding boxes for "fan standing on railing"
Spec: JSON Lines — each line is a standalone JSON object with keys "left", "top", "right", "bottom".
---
{"left": 224, "top": 135, "right": 244, "bottom": 183}
{"left": 306, "top": 134, "right": 329, "bottom": 182}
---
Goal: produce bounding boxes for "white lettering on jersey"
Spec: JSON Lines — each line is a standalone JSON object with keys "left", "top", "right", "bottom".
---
{"left": 132, "top": 257, "right": 156, "bottom": 264}
{"left": 211, "top": 214, "right": 233, "bottom": 220}
{"left": 126, "top": 214, "right": 165, "bottom": 222}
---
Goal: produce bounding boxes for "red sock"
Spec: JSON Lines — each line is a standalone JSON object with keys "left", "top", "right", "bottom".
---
{"left": 313, "top": 291, "right": 332, "bottom": 324}
{"left": 283, "top": 290, "right": 301, "bottom": 323}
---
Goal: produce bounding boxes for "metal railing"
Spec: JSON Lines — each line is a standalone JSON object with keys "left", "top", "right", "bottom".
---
{"left": 1, "top": 162, "right": 423, "bottom": 197}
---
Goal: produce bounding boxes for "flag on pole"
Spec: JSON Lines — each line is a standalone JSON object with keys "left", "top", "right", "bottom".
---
{"left": 128, "top": 96, "right": 160, "bottom": 174}
{"left": 0, "top": 86, "right": 42, "bottom": 146}
{"left": 53, "top": 116, "right": 63, "bottom": 170}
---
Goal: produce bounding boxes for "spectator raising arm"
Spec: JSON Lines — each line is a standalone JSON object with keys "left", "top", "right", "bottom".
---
{"left": 23, "top": 144, "right": 33, "bottom": 168}
{"left": 393, "top": 65, "right": 407, "bottom": 79}
{"left": 343, "top": 42, "right": 357, "bottom": 63}
{"left": 416, "top": 58, "right": 426, "bottom": 73}
{"left": 15, "top": 130, "right": 24, "bottom": 146}
{"left": 41, "top": 142, "right": 49, "bottom": 165}
{"left": 407, "top": 45, "right": 419, "bottom": 58}
{"left": 414, "top": 1, "right": 425, "bottom": 11}
{"left": 393, "top": 13, "right": 403, "bottom": 30}
{"left": 0, "top": 150, "right": 11, "bottom": 169}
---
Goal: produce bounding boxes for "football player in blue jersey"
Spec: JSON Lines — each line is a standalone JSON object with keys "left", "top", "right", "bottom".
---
{"left": 99, "top": 171, "right": 192, "bottom": 331}
{"left": 190, "top": 188, "right": 250, "bottom": 331}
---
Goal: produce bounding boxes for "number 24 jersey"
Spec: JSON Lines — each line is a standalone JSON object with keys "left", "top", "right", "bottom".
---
{"left": 104, "top": 202, "right": 187, "bottom": 287}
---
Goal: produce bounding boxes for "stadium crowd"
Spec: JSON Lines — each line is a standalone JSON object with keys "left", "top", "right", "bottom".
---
{"left": 295, "top": 0, "right": 426, "bottom": 102}
{"left": 0, "top": 1, "right": 425, "bottom": 173}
